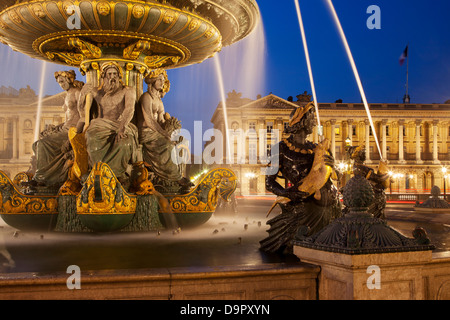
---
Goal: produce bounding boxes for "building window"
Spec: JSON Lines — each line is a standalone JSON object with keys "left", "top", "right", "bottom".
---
{"left": 386, "top": 126, "right": 390, "bottom": 136}
{"left": 266, "top": 122, "right": 273, "bottom": 133}
{"left": 334, "top": 125, "right": 340, "bottom": 136}
{"left": 249, "top": 122, "right": 256, "bottom": 131}
{"left": 403, "top": 126, "right": 406, "bottom": 136}
{"left": 266, "top": 144, "right": 272, "bottom": 157}
{"left": 369, "top": 126, "right": 373, "bottom": 136}
{"left": 284, "top": 122, "right": 289, "bottom": 131}
{"left": 352, "top": 125, "right": 357, "bottom": 136}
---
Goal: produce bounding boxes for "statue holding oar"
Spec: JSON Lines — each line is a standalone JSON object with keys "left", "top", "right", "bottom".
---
{"left": 260, "top": 102, "right": 342, "bottom": 254}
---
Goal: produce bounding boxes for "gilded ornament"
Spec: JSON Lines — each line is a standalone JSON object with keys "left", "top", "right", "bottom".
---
{"left": 77, "top": 162, "right": 137, "bottom": 215}
{"left": 163, "top": 10, "right": 177, "bottom": 24}
{"left": 68, "top": 37, "right": 102, "bottom": 59}
{"left": 132, "top": 5, "right": 145, "bottom": 19}
{"left": 31, "top": 4, "right": 46, "bottom": 18}
{"left": 188, "top": 19, "right": 199, "bottom": 31}
{"left": 8, "top": 10, "right": 21, "bottom": 24}
{"left": 97, "top": 2, "right": 111, "bottom": 16}
{"left": 0, "top": 170, "right": 58, "bottom": 215}
{"left": 166, "top": 168, "right": 236, "bottom": 214}
{"left": 123, "top": 40, "right": 151, "bottom": 60}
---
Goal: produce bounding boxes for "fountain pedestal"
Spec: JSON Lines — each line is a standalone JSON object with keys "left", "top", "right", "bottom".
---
{"left": 293, "top": 174, "right": 435, "bottom": 300}
{"left": 294, "top": 246, "right": 433, "bottom": 300}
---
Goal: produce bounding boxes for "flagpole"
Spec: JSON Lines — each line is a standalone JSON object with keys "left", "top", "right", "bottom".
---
{"left": 404, "top": 44, "right": 410, "bottom": 103}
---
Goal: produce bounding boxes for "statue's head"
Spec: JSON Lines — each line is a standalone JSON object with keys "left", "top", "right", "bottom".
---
{"left": 55, "top": 70, "right": 83, "bottom": 90}
{"left": 284, "top": 102, "right": 316, "bottom": 135}
{"left": 348, "top": 144, "right": 366, "bottom": 163}
{"left": 145, "top": 69, "right": 170, "bottom": 96}
{"left": 100, "top": 62, "right": 124, "bottom": 92}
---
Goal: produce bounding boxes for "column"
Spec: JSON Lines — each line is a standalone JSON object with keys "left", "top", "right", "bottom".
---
{"left": 381, "top": 119, "right": 387, "bottom": 160}
{"left": 365, "top": 119, "right": 371, "bottom": 163}
{"left": 313, "top": 126, "right": 318, "bottom": 144}
{"left": 330, "top": 119, "right": 336, "bottom": 157}
{"left": 12, "top": 116, "right": 18, "bottom": 160}
{"left": 347, "top": 119, "right": 353, "bottom": 146}
{"left": 433, "top": 120, "right": 439, "bottom": 164}
{"left": 415, "top": 120, "right": 423, "bottom": 164}
{"left": 398, "top": 120, "right": 405, "bottom": 163}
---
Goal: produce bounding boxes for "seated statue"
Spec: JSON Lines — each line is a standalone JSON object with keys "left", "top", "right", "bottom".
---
{"left": 260, "top": 103, "right": 342, "bottom": 254}
{"left": 136, "top": 69, "right": 192, "bottom": 192}
{"left": 31, "top": 70, "right": 83, "bottom": 187}
{"left": 345, "top": 145, "right": 391, "bottom": 219}
{"left": 76, "top": 62, "right": 138, "bottom": 184}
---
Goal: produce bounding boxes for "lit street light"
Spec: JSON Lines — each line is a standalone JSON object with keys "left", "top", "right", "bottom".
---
{"left": 442, "top": 167, "right": 447, "bottom": 199}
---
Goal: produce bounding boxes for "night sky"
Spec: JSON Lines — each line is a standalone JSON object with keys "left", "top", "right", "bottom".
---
{"left": 0, "top": 0, "right": 449, "bottom": 138}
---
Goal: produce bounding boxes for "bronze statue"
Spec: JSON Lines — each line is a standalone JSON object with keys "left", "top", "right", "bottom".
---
{"left": 76, "top": 62, "right": 138, "bottom": 184}
{"left": 136, "top": 69, "right": 192, "bottom": 192}
{"left": 260, "top": 102, "right": 341, "bottom": 254}
{"left": 31, "top": 70, "right": 83, "bottom": 187}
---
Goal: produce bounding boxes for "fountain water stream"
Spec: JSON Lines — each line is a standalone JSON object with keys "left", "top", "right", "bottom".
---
{"left": 33, "top": 61, "right": 47, "bottom": 142}
{"left": 325, "top": 0, "right": 383, "bottom": 159}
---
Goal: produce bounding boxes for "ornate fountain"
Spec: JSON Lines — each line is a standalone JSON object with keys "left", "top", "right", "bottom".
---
{"left": 0, "top": 0, "right": 259, "bottom": 232}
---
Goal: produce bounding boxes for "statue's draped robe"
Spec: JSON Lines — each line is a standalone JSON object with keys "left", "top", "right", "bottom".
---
{"left": 139, "top": 126, "right": 182, "bottom": 181}
{"left": 32, "top": 128, "right": 70, "bottom": 186}
{"left": 85, "top": 118, "right": 138, "bottom": 179}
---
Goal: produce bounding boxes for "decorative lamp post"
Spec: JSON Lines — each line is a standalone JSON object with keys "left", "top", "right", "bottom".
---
{"left": 442, "top": 167, "right": 447, "bottom": 199}
{"left": 388, "top": 171, "right": 393, "bottom": 195}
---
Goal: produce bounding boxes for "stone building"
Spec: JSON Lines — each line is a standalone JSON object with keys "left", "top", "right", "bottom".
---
{"left": 0, "top": 86, "right": 65, "bottom": 178}
{"left": 209, "top": 91, "right": 450, "bottom": 196}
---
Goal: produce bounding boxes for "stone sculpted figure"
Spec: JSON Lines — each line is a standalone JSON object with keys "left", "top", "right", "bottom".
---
{"left": 260, "top": 103, "right": 342, "bottom": 254}
{"left": 136, "top": 69, "right": 192, "bottom": 191}
{"left": 31, "top": 70, "right": 83, "bottom": 187}
{"left": 76, "top": 62, "right": 138, "bottom": 183}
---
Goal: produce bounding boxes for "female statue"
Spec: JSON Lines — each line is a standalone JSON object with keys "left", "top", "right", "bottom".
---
{"left": 136, "top": 69, "right": 192, "bottom": 192}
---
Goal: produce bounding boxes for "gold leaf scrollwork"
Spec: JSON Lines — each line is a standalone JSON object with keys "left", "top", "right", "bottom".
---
{"left": 144, "top": 55, "right": 180, "bottom": 69}
{"left": 46, "top": 51, "right": 84, "bottom": 66}
{"left": 68, "top": 37, "right": 102, "bottom": 59}
{"left": 123, "top": 40, "right": 151, "bottom": 60}
{"left": 0, "top": 170, "right": 58, "bottom": 214}
{"left": 166, "top": 168, "right": 237, "bottom": 214}
{"left": 77, "top": 162, "right": 137, "bottom": 215}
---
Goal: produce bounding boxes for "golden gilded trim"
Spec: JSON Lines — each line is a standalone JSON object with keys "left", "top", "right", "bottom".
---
{"left": 77, "top": 162, "right": 137, "bottom": 215}
{"left": 123, "top": 40, "right": 151, "bottom": 60}
{"left": 68, "top": 37, "right": 102, "bottom": 59}
{"left": 33, "top": 30, "right": 191, "bottom": 67}
{"left": 166, "top": 168, "right": 237, "bottom": 214}
{"left": 46, "top": 51, "right": 84, "bottom": 66}
{"left": 0, "top": 170, "right": 58, "bottom": 215}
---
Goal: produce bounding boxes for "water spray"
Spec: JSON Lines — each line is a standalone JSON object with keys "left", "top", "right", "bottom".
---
{"left": 325, "top": 0, "right": 383, "bottom": 160}
{"left": 294, "top": 0, "right": 321, "bottom": 131}
{"left": 213, "top": 55, "right": 232, "bottom": 164}
{"left": 34, "top": 61, "right": 48, "bottom": 142}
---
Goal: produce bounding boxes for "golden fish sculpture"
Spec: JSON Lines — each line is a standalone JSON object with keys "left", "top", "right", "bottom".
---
{"left": 298, "top": 138, "right": 336, "bottom": 201}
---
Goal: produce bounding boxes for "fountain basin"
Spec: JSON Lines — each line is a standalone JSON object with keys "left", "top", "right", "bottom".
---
{"left": 0, "top": 0, "right": 260, "bottom": 69}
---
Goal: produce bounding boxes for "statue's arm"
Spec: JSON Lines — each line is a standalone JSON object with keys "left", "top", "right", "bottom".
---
{"left": 118, "top": 87, "right": 136, "bottom": 128}
{"left": 76, "top": 84, "right": 94, "bottom": 133}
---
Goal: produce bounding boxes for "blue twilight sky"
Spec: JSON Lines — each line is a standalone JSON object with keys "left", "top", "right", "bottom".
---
{"left": 0, "top": 0, "right": 450, "bottom": 138}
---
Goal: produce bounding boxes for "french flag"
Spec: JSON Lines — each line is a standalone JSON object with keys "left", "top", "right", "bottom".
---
{"left": 399, "top": 45, "right": 408, "bottom": 66}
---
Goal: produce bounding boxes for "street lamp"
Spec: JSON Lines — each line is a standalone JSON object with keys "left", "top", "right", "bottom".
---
{"left": 388, "top": 171, "right": 393, "bottom": 195}
{"left": 442, "top": 167, "right": 447, "bottom": 199}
